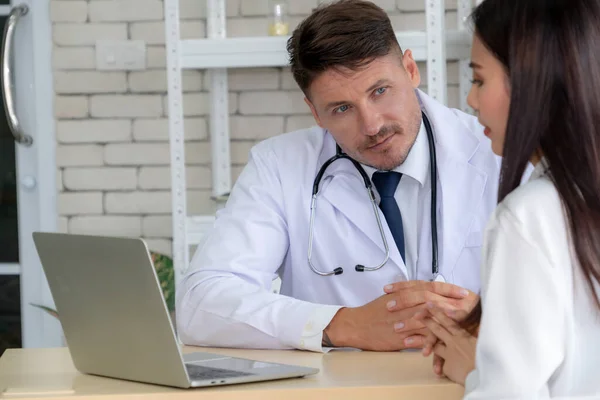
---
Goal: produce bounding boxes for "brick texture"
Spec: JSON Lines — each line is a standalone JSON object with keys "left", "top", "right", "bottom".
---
{"left": 58, "top": 192, "right": 103, "bottom": 216}
{"left": 53, "top": 23, "right": 127, "bottom": 46}
{"left": 88, "top": 0, "right": 163, "bottom": 22}
{"left": 52, "top": 0, "right": 464, "bottom": 251}
{"left": 53, "top": 47, "right": 96, "bottom": 70}
{"left": 50, "top": 1, "right": 88, "bottom": 23}
{"left": 54, "top": 72, "right": 127, "bottom": 94}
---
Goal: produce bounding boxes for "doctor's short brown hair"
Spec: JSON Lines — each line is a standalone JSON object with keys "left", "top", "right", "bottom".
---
{"left": 286, "top": 0, "right": 401, "bottom": 96}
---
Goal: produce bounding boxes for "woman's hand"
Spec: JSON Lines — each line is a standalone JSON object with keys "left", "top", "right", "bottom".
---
{"left": 422, "top": 308, "right": 472, "bottom": 377}
{"left": 415, "top": 303, "right": 477, "bottom": 386}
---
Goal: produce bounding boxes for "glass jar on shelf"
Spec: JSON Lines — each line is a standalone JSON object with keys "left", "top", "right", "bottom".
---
{"left": 268, "top": 0, "right": 289, "bottom": 36}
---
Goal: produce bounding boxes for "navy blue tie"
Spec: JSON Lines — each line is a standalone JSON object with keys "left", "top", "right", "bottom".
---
{"left": 372, "top": 171, "right": 405, "bottom": 262}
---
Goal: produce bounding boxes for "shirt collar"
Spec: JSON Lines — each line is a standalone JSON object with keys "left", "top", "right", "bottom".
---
{"left": 361, "top": 119, "right": 429, "bottom": 187}
{"left": 529, "top": 156, "right": 550, "bottom": 181}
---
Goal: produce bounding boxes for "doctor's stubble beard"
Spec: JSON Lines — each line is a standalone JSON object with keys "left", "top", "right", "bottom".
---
{"left": 359, "top": 123, "right": 419, "bottom": 171}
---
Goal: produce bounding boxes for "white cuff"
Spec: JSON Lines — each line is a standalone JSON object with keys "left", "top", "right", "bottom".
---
{"left": 297, "top": 305, "right": 343, "bottom": 353}
{"left": 464, "top": 368, "right": 479, "bottom": 394}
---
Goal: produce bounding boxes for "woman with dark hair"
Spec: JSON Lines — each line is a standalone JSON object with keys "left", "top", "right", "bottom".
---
{"left": 414, "top": 0, "right": 600, "bottom": 397}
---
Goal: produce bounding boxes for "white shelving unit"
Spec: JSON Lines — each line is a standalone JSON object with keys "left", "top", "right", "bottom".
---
{"left": 164, "top": 0, "right": 475, "bottom": 285}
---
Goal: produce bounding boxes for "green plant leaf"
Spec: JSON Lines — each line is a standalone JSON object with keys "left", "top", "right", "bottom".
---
{"left": 151, "top": 251, "right": 175, "bottom": 313}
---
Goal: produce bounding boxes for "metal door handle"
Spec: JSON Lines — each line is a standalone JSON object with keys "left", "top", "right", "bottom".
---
{"left": 1, "top": 4, "right": 32, "bottom": 146}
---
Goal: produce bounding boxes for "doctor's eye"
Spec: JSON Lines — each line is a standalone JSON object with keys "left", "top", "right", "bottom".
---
{"left": 470, "top": 79, "right": 483, "bottom": 87}
{"left": 334, "top": 105, "right": 350, "bottom": 114}
{"left": 374, "top": 87, "right": 387, "bottom": 96}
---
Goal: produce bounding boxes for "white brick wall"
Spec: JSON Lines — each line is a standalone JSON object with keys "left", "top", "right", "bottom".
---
{"left": 69, "top": 216, "right": 142, "bottom": 236}
{"left": 57, "top": 145, "right": 104, "bottom": 167}
{"left": 90, "top": 95, "right": 163, "bottom": 117}
{"left": 50, "top": 1, "right": 88, "bottom": 23}
{"left": 58, "top": 192, "right": 103, "bottom": 215}
{"left": 239, "top": 91, "right": 307, "bottom": 115}
{"left": 88, "top": 0, "right": 164, "bottom": 22}
{"left": 57, "top": 120, "right": 132, "bottom": 143}
{"left": 104, "top": 143, "right": 171, "bottom": 165}
{"left": 138, "top": 166, "right": 211, "bottom": 190}
{"left": 63, "top": 168, "right": 137, "bottom": 191}
{"left": 55, "top": 71, "right": 127, "bottom": 94}
{"left": 53, "top": 0, "right": 462, "bottom": 256}
{"left": 54, "top": 96, "right": 89, "bottom": 118}
{"left": 53, "top": 23, "right": 127, "bottom": 46}
{"left": 133, "top": 118, "right": 207, "bottom": 141}
{"left": 53, "top": 47, "right": 96, "bottom": 70}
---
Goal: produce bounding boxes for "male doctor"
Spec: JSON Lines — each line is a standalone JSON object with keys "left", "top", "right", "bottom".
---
{"left": 177, "top": 0, "right": 499, "bottom": 353}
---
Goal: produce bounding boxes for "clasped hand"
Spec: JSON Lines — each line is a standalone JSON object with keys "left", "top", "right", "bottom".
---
{"left": 382, "top": 281, "right": 478, "bottom": 348}
{"left": 324, "top": 280, "right": 478, "bottom": 352}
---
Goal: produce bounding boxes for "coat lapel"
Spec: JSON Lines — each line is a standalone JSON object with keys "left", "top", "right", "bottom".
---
{"left": 436, "top": 145, "right": 487, "bottom": 274}
{"left": 419, "top": 91, "right": 489, "bottom": 275}
{"left": 317, "top": 136, "right": 407, "bottom": 276}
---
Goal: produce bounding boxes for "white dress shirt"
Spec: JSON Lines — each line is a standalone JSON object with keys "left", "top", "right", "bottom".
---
{"left": 464, "top": 161, "right": 600, "bottom": 398}
{"left": 362, "top": 120, "right": 431, "bottom": 280}
{"left": 302, "top": 121, "right": 432, "bottom": 351}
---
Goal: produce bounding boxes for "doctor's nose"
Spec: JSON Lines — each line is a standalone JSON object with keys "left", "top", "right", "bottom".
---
{"left": 360, "top": 109, "right": 384, "bottom": 137}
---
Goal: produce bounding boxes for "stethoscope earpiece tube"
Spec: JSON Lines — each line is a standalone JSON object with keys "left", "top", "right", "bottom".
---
{"left": 422, "top": 112, "right": 439, "bottom": 277}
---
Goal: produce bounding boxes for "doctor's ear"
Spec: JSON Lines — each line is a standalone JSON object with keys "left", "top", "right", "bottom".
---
{"left": 304, "top": 97, "right": 323, "bottom": 128}
{"left": 402, "top": 49, "right": 421, "bottom": 88}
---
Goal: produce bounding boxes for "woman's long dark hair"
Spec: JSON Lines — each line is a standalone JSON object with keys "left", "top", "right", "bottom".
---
{"left": 462, "top": 0, "right": 600, "bottom": 333}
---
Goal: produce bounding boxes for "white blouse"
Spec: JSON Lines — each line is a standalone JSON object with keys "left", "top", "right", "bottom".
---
{"left": 464, "top": 162, "right": 600, "bottom": 399}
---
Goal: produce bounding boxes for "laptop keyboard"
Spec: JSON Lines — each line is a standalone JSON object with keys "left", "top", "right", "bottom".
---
{"left": 185, "top": 364, "right": 255, "bottom": 380}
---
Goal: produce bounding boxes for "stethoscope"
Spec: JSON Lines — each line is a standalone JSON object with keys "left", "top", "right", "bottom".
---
{"left": 308, "top": 112, "right": 442, "bottom": 282}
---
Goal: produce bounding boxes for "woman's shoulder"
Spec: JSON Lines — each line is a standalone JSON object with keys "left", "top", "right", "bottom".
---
{"left": 501, "top": 175, "right": 561, "bottom": 217}
{"left": 491, "top": 174, "right": 566, "bottom": 246}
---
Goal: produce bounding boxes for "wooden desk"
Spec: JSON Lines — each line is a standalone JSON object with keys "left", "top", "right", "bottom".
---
{"left": 0, "top": 346, "right": 464, "bottom": 399}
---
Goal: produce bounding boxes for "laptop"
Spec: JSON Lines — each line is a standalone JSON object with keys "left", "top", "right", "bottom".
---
{"left": 32, "top": 232, "right": 319, "bottom": 389}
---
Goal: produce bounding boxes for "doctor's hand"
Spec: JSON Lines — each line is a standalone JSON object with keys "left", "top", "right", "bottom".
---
{"left": 323, "top": 295, "right": 436, "bottom": 351}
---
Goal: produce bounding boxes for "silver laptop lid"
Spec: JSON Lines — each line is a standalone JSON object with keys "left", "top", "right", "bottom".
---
{"left": 32, "top": 232, "right": 191, "bottom": 388}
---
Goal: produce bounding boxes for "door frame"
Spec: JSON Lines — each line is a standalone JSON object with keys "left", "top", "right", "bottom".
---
{"left": 2, "top": 0, "right": 60, "bottom": 348}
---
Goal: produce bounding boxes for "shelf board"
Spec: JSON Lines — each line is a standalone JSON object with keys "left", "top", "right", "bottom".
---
{"left": 180, "top": 30, "right": 472, "bottom": 69}
{"left": 0, "top": 263, "right": 20, "bottom": 275}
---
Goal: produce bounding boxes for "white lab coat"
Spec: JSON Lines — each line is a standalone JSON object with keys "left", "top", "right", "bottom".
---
{"left": 177, "top": 90, "right": 501, "bottom": 351}
{"left": 464, "top": 162, "right": 600, "bottom": 398}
